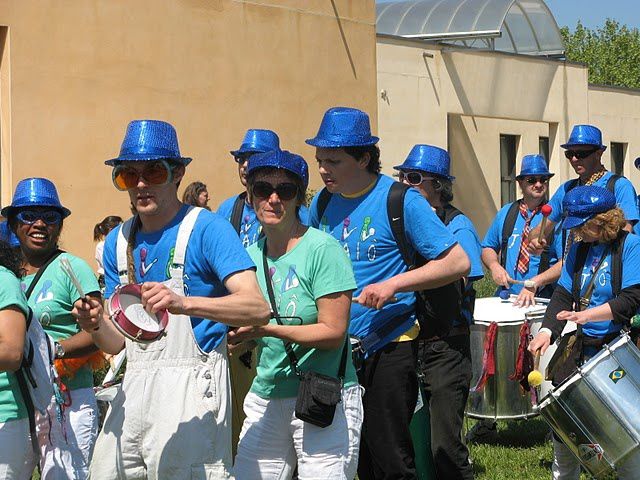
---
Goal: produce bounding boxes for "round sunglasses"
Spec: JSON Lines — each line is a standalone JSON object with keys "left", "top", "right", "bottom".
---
{"left": 112, "top": 160, "right": 175, "bottom": 191}
{"left": 16, "top": 209, "right": 62, "bottom": 225}
{"left": 396, "top": 171, "right": 434, "bottom": 186}
{"left": 251, "top": 181, "right": 299, "bottom": 201}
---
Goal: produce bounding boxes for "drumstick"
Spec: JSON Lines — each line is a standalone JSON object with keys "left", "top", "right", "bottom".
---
{"left": 60, "top": 257, "right": 88, "bottom": 299}
{"left": 537, "top": 204, "right": 553, "bottom": 243}
{"left": 527, "top": 352, "right": 544, "bottom": 387}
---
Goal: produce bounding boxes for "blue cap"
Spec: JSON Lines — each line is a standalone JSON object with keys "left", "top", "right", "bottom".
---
{"left": 0, "top": 221, "right": 19, "bottom": 248}
{"left": 561, "top": 125, "right": 606, "bottom": 151}
{"left": 105, "top": 120, "right": 192, "bottom": 166}
{"left": 562, "top": 186, "right": 616, "bottom": 230}
{"left": 230, "top": 129, "right": 280, "bottom": 157}
{"left": 247, "top": 150, "right": 309, "bottom": 188}
{"left": 516, "top": 154, "right": 554, "bottom": 179}
{"left": 1, "top": 178, "right": 71, "bottom": 218}
{"left": 306, "top": 107, "right": 379, "bottom": 148}
{"left": 393, "top": 144, "right": 455, "bottom": 181}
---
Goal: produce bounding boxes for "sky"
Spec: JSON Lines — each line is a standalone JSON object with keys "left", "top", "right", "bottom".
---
{"left": 544, "top": 0, "right": 640, "bottom": 31}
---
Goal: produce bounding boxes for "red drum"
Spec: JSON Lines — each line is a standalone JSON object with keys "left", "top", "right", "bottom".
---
{"left": 108, "top": 284, "right": 169, "bottom": 342}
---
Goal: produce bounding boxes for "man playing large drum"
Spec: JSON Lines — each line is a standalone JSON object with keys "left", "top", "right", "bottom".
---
{"left": 73, "top": 119, "right": 270, "bottom": 479}
{"left": 529, "top": 185, "right": 640, "bottom": 479}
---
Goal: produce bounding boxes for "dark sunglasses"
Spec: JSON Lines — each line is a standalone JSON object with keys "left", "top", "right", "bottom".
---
{"left": 396, "top": 171, "right": 433, "bottom": 186}
{"left": 251, "top": 181, "right": 298, "bottom": 201}
{"left": 234, "top": 154, "right": 252, "bottom": 164}
{"left": 16, "top": 210, "right": 62, "bottom": 225}
{"left": 564, "top": 148, "right": 599, "bottom": 160}
{"left": 525, "top": 176, "right": 550, "bottom": 185}
{"left": 112, "top": 160, "right": 174, "bottom": 191}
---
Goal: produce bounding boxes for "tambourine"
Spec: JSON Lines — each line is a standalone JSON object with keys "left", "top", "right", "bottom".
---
{"left": 94, "top": 380, "right": 121, "bottom": 402}
{"left": 108, "top": 284, "right": 169, "bottom": 342}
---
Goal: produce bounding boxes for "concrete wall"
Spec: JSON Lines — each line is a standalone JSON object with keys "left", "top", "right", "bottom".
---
{"left": 0, "top": 0, "right": 378, "bottom": 264}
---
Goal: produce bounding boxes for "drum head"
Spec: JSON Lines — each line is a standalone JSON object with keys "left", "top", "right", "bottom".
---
{"left": 118, "top": 293, "right": 163, "bottom": 332}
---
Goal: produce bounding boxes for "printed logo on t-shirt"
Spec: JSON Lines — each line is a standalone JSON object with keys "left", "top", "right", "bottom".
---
{"left": 241, "top": 215, "right": 262, "bottom": 248}
{"left": 36, "top": 280, "right": 54, "bottom": 303}
{"left": 140, "top": 247, "right": 159, "bottom": 277}
{"left": 581, "top": 261, "right": 609, "bottom": 289}
{"left": 326, "top": 215, "right": 378, "bottom": 263}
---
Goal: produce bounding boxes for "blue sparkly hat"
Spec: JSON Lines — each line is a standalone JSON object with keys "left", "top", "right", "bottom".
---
{"left": 393, "top": 144, "right": 455, "bottom": 181}
{"left": 561, "top": 125, "right": 606, "bottom": 151}
{"left": 562, "top": 185, "right": 616, "bottom": 229}
{"left": 230, "top": 129, "right": 280, "bottom": 158}
{"left": 1, "top": 178, "right": 71, "bottom": 218}
{"left": 516, "top": 154, "right": 554, "bottom": 179}
{"left": 0, "top": 221, "right": 19, "bottom": 248}
{"left": 306, "top": 107, "right": 379, "bottom": 148}
{"left": 105, "top": 120, "right": 192, "bottom": 166}
{"left": 247, "top": 150, "right": 309, "bottom": 188}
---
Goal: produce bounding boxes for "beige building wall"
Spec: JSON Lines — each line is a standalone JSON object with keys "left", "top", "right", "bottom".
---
{"left": 0, "top": 0, "right": 378, "bottom": 264}
{"left": 377, "top": 36, "right": 640, "bottom": 237}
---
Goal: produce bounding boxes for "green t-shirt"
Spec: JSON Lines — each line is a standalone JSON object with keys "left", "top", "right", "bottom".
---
{"left": 248, "top": 227, "right": 358, "bottom": 399}
{"left": 0, "top": 266, "right": 30, "bottom": 422}
{"left": 23, "top": 253, "right": 100, "bottom": 391}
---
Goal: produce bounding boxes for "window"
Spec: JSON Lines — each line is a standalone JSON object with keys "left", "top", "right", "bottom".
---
{"left": 610, "top": 142, "right": 626, "bottom": 175}
{"left": 539, "top": 136, "right": 550, "bottom": 164}
{"left": 500, "top": 134, "right": 518, "bottom": 205}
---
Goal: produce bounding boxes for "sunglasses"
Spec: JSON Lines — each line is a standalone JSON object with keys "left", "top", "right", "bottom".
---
{"left": 234, "top": 154, "right": 252, "bottom": 164}
{"left": 16, "top": 210, "right": 62, "bottom": 225}
{"left": 397, "top": 171, "right": 433, "bottom": 186}
{"left": 112, "top": 160, "right": 174, "bottom": 191}
{"left": 564, "top": 148, "right": 599, "bottom": 160}
{"left": 524, "top": 176, "right": 550, "bottom": 185}
{"left": 251, "top": 181, "right": 298, "bottom": 201}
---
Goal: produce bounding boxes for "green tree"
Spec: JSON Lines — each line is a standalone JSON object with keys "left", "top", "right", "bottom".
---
{"left": 561, "top": 19, "right": 640, "bottom": 89}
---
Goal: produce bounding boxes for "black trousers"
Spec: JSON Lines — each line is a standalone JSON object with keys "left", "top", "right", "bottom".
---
{"left": 419, "top": 335, "right": 474, "bottom": 480}
{"left": 357, "top": 339, "right": 419, "bottom": 480}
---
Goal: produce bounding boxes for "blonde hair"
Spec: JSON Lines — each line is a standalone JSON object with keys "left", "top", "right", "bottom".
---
{"left": 575, "top": 207, "right": 626, "bottom": 243}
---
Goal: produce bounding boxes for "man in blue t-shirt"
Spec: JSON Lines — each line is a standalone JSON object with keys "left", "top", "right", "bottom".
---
{"left": 393, "top": 144, "right": 481, "bottom": 479}
{"left": 307, "top": 108, "right": 470, "bottom": 480}
{"left": 73, "top": 120, "right": 270, "bottom": 479}
{"left": 483, "top": 154, "right": 562, "bottom": 306}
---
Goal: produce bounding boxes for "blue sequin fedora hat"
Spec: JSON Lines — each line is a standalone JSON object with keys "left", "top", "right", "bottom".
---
{"left": 230, "top": 129, "right": 280, "bottom": 158}
{"left": 306, "top": 107, "right": 379, "bottom": 148}
{"left": 562, "top": 185, "right": 616, "bottom": 230}
{"left": 105, "top": 120, "right": 192, "bottom": 166}
{"left": 515, "top": 154, "right": 554, "bottom": 179}
{"left": 561, "top": 124, "right": 606, "bottom": 151}
{"left": 247, "top": 150, "right": 309, "bottom": 188}
{"left": 393, "top": 144, "right": 455, "bottom": 181}
{"left": 1, "top": 177, "right": 71, "bottom": 218}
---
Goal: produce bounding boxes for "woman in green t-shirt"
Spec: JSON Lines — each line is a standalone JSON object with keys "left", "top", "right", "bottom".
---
{"left": 230, "top": 150, "right": 363, "bottom": 480}
{"left": 3, "top": 178, "right": 101, "bottom": 480}
{"left": 0, "top": 238, "right": 35, "bottom": 479}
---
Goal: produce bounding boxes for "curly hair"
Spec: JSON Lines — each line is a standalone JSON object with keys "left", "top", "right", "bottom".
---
{"left": 0, "top": 240, "right": 24, "bottom": 278}
{"left": 344, "top": 145, "right": 382, "bottom": 174}
{"left": 182, "top": 181, "right": 208, "bottom": 207}
{"left": 575, "top": 207, "right": 626, "bottom": 243}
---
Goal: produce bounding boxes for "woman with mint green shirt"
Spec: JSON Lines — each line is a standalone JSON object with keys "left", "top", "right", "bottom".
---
{"left": 4, "top": 178, "right": 101, "bottom": 480}
{"left": 231, "top": 150, "right": 363, "bottom": 480}
{"left": 0, "top": 239, "right": 36, "bottom": 479}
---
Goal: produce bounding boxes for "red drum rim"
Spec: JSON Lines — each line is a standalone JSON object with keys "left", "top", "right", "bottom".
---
{"left": 108, "top": 283, "right": 169, "bottom": 343}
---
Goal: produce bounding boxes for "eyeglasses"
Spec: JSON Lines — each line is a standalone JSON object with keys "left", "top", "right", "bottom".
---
{"left": 251, "top": 181, "right": 298, "bottom": 201}
{"left": 564, "top": 148, "right": 599, "bottom": 160}
{"left": 525, "top": 176, "right": 550, "bottom": 185}
{"left": 396, "top": 171, "right": 433, "bottom": 186}
{"left": 234, "top": 154, "right": 252, "bottom": 164}
{"left": 16, "top": 210, "right": 62, "bottom": 225}
{"left": 112, "top": 160, "right": 174, "bottom": 191}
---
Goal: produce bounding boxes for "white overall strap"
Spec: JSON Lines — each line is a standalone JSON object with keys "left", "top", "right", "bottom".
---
{"left": 169, "top": 206, "right": 202, "bottom": 282}
{"left": 116, "top": 218, "right": 135, "bottom": 285}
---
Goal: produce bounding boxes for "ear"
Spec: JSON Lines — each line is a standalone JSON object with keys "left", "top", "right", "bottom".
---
{"left": 173, "top": 164, "right": 186, "bottom": 183}
{"left": 357, "top": 151, "right": 371, "bottom": 171}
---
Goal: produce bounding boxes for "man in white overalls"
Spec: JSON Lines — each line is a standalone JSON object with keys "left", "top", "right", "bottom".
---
{"left": 73, "top": 120, "right": 270, "bottom": 479}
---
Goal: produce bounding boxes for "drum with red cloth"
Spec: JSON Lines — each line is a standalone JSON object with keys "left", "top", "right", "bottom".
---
{"left": 466, "top": 296, "right": 548, "bottom": 420}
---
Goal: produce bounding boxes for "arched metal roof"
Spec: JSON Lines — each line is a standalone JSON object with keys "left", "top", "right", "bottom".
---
{"left": 376, "top": 0, "right": 564, "bottom": 57}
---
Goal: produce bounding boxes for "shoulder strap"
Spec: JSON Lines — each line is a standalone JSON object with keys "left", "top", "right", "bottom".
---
{"left": 500, "top": 201, "right": 520, "bottom": 269}
{"left": 565, "top": 178, "right": 580, "bottom": 193}
{"left": 116, "top": 218, "right": 135, "bottom": 285}
{"left": 230, "top": 192, "right": 247, "bottom": 234}
{"left": 571, "top": 243, "right": 591, "bottom": 307}
{"left": 388, "top": 182, "right": 413, "bottom": 268}
{"left": 169, "top": 206, "right": 201, "bottom": 282}
{"left": 606, "top": 174, "right": 621, "bottom": 193}
{"left": 25, "top": 250, "right": 65, "bottom": 299}
{"left": 315, "top": 188, "right": 333, "bottom": 223}
{"left": 438, "top": 204, "right": 463, "bottom": 226}
{"left": 611, "top": 230, "right": 628, "bottom": 296}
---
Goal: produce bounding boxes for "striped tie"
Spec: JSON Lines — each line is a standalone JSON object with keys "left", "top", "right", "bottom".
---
{"left": 517, "top": 202, "right": 540, "bottom": 275}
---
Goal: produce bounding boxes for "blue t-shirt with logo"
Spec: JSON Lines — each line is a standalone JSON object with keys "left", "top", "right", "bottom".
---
{"left": 217, "top": 194, "right": 310, "bottom": 248}
{"left": 558, "top": 234, "right": 640, "bottom": 338}
{"left": 447, "top": 213, "right": 483, "bottom": 326}
{"left": 483, "top": 202, "right": 562, "bottom": 295}
{"left": 103, "top": 205, "right": 255, "bottom": 352}
{"left": 309, "top": 175, "right": 457, "bottom": 353}
{"left": 548, "top": 172, "right": 639, "bottom": 225}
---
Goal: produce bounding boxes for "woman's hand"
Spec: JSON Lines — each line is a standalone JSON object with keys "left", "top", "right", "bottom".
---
{"left": 514, "top": 285, "right": 536, "bottom": 307}
{"left": 140, "top": 282, "right": 187, "bottom": 314}
{"left": 556, "top": 310, "right": 589, "bottom": 325}
{"left": 227, "top": 339, "right": 257, "bottom": 357}
{"left": 227, "top": 326, "right": 263, "bottom": 344}
{"left": 528, "top": 331, "right": 551, "bottom": 355}
{"left": 72, "top": 297, "right": 104, "bottom": 332}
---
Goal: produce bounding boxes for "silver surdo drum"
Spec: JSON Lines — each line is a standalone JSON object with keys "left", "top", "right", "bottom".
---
{"left": 466, "top": 296, "right": 547, "bottom": 420}
{"left": 537, "top": 333, "right": 640, "bottom": 479}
